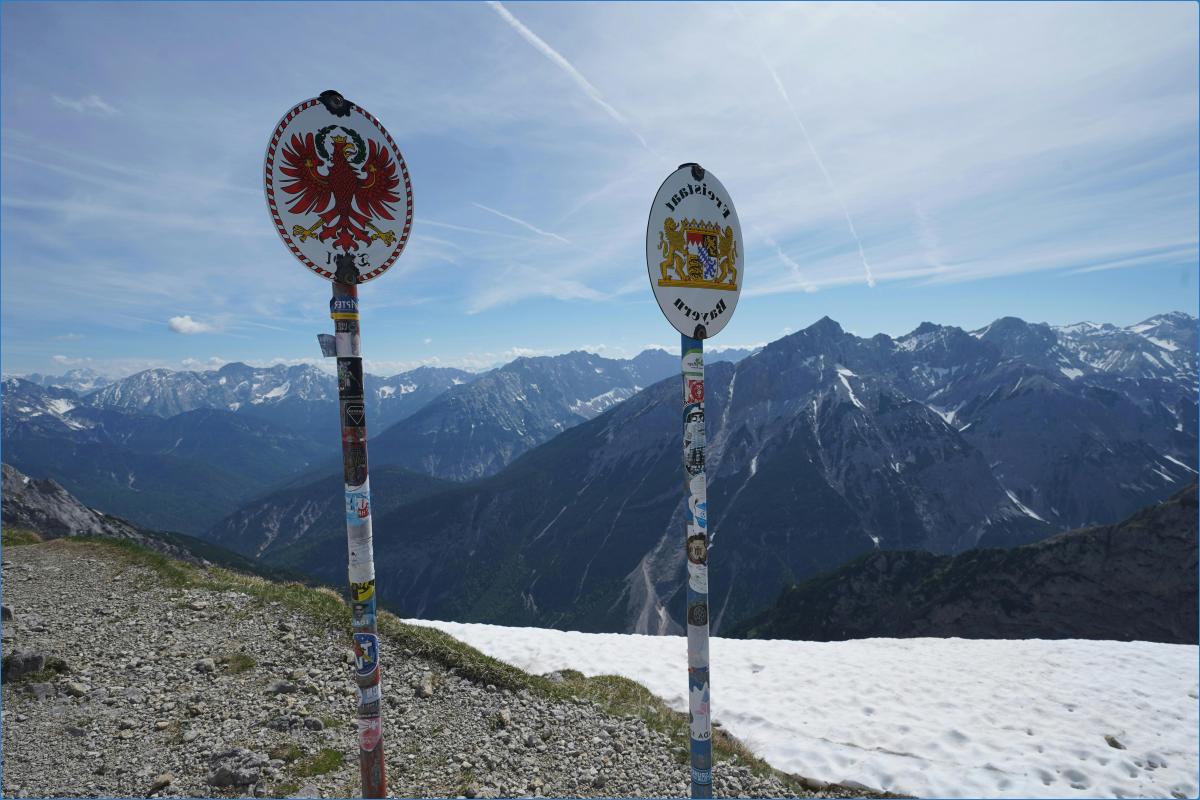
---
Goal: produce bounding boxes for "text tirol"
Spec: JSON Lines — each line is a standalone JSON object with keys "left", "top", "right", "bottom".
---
{"left": 674, "top": 296, "right": 728, "bottom": 324}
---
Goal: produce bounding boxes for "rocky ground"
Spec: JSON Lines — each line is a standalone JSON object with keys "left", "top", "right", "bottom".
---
{"left": 1, "top": 539, "right": 868, "bottom": 799}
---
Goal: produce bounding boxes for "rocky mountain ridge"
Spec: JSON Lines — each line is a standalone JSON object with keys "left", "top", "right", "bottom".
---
{"left": 729, "top": 484, "right": 1199, "bottom": 643}
{"left": 214, "top": 312, "right": 1197, "bottom": 635}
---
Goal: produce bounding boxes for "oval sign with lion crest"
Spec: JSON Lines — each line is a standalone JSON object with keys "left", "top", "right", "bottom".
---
{"left": 264, "top": 91, "right": 413, "bottom": 284}
{"left": 646, "top": 164, "right": 743, "bottom": 339}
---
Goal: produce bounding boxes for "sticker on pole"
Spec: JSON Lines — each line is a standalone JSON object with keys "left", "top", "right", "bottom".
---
{"left": 265, "top": 90, "right": 413, "bottom": 284}
{"left": 646, "top": 164, "right": 743, "bottom": 339}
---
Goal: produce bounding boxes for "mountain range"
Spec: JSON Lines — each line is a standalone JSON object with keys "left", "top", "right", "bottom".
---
{"left": 729, "top": 483, "right": 1198, "bottom": 644}
{"left": 202, "top": 312, "right": 1198, "bottom": 634}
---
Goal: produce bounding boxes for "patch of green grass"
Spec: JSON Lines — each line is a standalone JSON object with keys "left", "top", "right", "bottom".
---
{"left": 320, "top": 716, "right": 342, "bottom": 731}
{"left": 220, "top": 652, "right": 257, "bottom": 674}
{"left": 2, "top": 528, "right": 42, "bottom": 546}
{"left": 271, "top": 780, "right": 300, "bottom": 798}
{"left": 294, "top": 748, "right": 343, "bottom": 777}
{"left": 268, "top": 742, "right": 303, "bottom": 764}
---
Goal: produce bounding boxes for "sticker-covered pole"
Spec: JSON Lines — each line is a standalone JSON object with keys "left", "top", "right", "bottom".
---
{"left": 331, "top": 257, "right": 387, "bottom": 798}
{"left": 681, "top": 333, "right": 713, "bottom": 799}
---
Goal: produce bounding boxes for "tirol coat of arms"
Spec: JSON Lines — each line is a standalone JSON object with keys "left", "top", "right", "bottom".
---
{"left": 280, "top": 125, "right": 402, "bottom": 254}
{"left": 264, "top": 94, "right": 413, "bottom": 283}
{"left": 657, "top": 218, "right": 738, "bottom": 290}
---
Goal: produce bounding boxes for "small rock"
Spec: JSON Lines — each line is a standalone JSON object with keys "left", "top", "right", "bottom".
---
{"left": 66, "top": 726, "right": 86, "bottom": 737}
{"left": 1, "top": 605, "right": 12, "bottom": 621}
{"left": 304, "top": 717, "right": 324, "bottom": 731}
{"left": 155, "top": 721, "right": 171, "bottom": 731}
{"left": 118, "top": 719, "right": 137, "bottom": 730}
{"left": 149, "top": 773, "right": 174, "bottom": 793}
{"left": 1106, "top": 734, "right": 1127, "bottom": 750}
{"left": 66, "top": 681, "right": 90, "bottom": 697}
{"left": 18, "top": 682, "right": 57, "bottom": 701}
{"left": 268, "top": 680, "right": 298, "bottom": 695}
{"left": 416, "top": 671, "right": 435, "bottom": 698}
{"left": 289, "top": 784, "right": 322, "bottom": 799}
{"left": 194, "top": 658, "right": 216, "bottom": 673}
{"left": 3, "top": 649, "right": 45, "bottom": 680}
{"left": 188, "top": 601, "right": 208, "bottom": 611}
{"left": 182, "top": 729, "right": 200, "bottom": 743}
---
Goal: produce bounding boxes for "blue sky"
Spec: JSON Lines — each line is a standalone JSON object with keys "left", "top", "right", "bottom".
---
{"left": 2, "top": 1, "right": 1197, "bottom": 377}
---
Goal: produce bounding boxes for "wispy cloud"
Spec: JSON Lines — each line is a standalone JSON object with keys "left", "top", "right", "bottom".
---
{"left": 418, "top": 218, "right": 538, "bottom": 242}
{"left": 486, "top": 0, "right": 652, "bottom": 152}
{"left": 168, "top": 315, "right": 214, "bottom": 335}
{"left": 757, "top": 55, "right": 876, "bottom": 288}
{"left": 472, "top": 202, "right": 571, "bottom": 244}
{"left": 52, "top": 94, "right": 118, "bottom": 115}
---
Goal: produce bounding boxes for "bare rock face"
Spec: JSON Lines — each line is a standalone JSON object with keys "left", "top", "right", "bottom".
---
{"left": 0, "top": 463, "right": 204, "bottom": 565}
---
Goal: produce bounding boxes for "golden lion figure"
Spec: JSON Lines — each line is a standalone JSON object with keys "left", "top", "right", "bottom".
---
{"left": 659, "top": 217, "right": 688, "bottom": 282}
{"left": 717, "top": 226, "right": 738, "bottom": 286}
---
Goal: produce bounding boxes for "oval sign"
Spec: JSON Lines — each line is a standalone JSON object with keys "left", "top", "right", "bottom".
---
{"left": 646, "top": 164, "right": 743, "bottom": 339}
{"left": 264, "top": 91, "right": 413, "bottom": 284}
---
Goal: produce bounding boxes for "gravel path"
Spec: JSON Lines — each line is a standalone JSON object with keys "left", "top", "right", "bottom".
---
{"left": 1, "top": 541, "right": 852, "bottom": 798}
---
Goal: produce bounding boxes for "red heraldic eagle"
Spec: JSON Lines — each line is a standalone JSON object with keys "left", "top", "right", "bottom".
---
{"left": 279, "top": 131, "right": 401, "bottom": 253}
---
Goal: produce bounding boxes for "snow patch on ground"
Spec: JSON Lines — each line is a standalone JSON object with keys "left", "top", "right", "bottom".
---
{"left": 45, "top": 398, "right": 75, "bottom": 415}
{"left": 408, "top": 622, "right": 1198, "bottom": 799}
{"left": 1163, "top": 454, "right": 1197, "bottom": 474}
{"left": 1059, "top": 367, "right": 1084, "bottom": 379}
{"left": 1144, "top": 336, "right": 1179, "bottom": 352}
{"left": 1005, "top": 489, "right": 1047, "bottom": 522}
{"left": 835, "top": 366, "right": 865, "bottom": 410}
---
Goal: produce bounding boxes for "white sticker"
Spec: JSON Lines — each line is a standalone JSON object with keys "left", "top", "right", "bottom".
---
{"left": 348, "top": 560, "right": 375, "bottom": 584}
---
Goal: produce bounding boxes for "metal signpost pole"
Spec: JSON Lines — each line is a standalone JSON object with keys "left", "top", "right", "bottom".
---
{"left": 264, "top": 89, "right": 413, "bottom": 800}
{"left": 646, "top": 162, "right": 743, "bottom": 800}
{"left": 682, "top": 333, "right": 712, "bottom": 798}
{"left": 332, "top": 258, "right": 387, "bottom": 797}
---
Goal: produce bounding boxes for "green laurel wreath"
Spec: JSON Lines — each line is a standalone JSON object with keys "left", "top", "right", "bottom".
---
{"left": 316, "top": 125, "right": 368, "bottom": 166}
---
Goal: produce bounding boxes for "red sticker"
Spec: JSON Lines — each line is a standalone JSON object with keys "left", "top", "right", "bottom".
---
{"left": 687, "top": 379, "right": 704, "bottom": 404}
{"left": 358, "top": 717, "right": 382, "bottom": 751}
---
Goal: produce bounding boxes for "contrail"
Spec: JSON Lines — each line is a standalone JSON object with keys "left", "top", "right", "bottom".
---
{"left": 486, "top": 1, "right": 652, "bottom": 152}
{"left": 760, "top": 56, "right": 875, "bottom": 288}
{"left": 473, "top": 202, "right": 571, "bottom": 244}
{"left": 419, "top": 218, "right": 538, "bottom": 242}
{"left": 755, "top": 225, "right": 817, "bottom": 293}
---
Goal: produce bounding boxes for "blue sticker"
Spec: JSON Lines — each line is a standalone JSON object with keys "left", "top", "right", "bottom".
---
{"left": 353, "top": 633, "right": 379, "bottom": 677}
{"left": 691, "top": 767, "right": 712, "bottom": 785}
{"left": 352, "top": 599, "right": 377, "bottom": 630}
{"left": 330, "top": 295, "right": 359, "bottom": 315}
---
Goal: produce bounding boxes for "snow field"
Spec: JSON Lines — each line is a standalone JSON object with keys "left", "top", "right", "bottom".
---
{"left": 408, "top": 622, "right": 1198, "bottom": 799}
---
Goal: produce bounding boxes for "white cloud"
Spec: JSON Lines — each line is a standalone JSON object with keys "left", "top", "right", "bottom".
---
{"left": 52, "top": 94, "right": 118, "bottom": 115}
{"left": 168, "top": 315, "right": 214, "bottom": 335}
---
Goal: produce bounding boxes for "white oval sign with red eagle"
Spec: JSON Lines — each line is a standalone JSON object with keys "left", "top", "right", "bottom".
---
{"left": 264, "top": 92, "right": 413, "bottom": 284}
{"left": 646, "top": 164, "right": 743, "bottom": 339}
